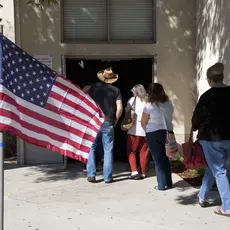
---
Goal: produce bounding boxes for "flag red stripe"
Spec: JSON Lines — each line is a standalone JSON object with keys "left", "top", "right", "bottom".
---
{"left": 0, "top": 108, "right": 91, "bottom": 152}
{"left": 45, "top": 103, "right": 99, "bottom": 133}
{"left": 55, "top": 80, "right": 97, "bottom": 111}
{"left": 56, "top": 76, "right": 99, "bottom": 112}
{"left": 0, "top": 124, "right": 87, "bottom": 163}
{"left": 50, "top": 90, "right": 96, "bottom": 121}
{"left": 54, "top": 80, "right": 102, "bottom": 126}
{"left": 0, "top": 92, "right": 96, "bottom": 140}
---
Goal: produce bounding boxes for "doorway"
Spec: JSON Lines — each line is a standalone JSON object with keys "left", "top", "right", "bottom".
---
{"left": 65, "top": 57, "right": 155, "bottom": 162}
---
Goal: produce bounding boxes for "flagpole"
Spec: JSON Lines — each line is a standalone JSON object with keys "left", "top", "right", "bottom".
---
{"left": 0, "top": 24, "right": 4, "bottom": 230}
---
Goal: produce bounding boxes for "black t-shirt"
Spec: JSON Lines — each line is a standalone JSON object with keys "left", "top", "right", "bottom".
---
{"left": 192, "top": 86, "right": 230, "bottom": 141}
{"left": 89, "top": 82, "right": 122, "bottom": 124}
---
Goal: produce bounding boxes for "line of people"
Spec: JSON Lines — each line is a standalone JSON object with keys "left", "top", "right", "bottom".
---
{"left": 83, "top": 68, "right": 173, "bottom": 190}
{"left": 83, "top": 63, "right": 230, "bottom": 217}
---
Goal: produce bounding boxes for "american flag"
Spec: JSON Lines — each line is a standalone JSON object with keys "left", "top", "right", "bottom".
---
{"left": 0, "top": 34, "right": 105, "bottom": 163}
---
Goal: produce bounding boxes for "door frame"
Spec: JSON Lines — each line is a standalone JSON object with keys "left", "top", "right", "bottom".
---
{"left": 61, "top": 54, "right": 158, "bottom": 169}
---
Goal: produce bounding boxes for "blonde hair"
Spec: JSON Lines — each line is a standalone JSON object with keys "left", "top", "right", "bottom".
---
{"left": 131, "top": 84, "right": 147, "bottom": 101}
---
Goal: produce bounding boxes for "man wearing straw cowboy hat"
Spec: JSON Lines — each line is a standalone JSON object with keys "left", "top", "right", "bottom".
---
{"left": 87, "top": 68, "right": 123, "bottom": 183}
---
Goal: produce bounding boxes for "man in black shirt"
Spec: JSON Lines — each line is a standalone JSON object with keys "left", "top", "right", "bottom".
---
{"left": 87, "top": 68, "right": 123, "bottom": 183}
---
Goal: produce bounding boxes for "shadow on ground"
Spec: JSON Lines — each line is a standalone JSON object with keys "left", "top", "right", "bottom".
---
{"left": 175, "top": 188, "right": 221, "bottom": 207}
{"left": 30, "top": 162, "right": 156, "bottom": 183}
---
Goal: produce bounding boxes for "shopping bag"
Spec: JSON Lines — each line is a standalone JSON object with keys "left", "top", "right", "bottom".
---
{"left": 182, "top": 128, "right": 207, "bottom": 169}
{"left": 166, "top": 132, "right": 180, "bottom": 161}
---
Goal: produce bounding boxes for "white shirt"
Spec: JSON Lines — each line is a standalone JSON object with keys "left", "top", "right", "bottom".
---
{"left": 143, "top": 100, "right": 174, "bottom": 133}
{"left": 125, "top": 97, "right": 146, "bottom": 137}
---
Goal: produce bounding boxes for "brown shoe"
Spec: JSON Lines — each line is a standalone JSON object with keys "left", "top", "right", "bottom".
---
{"left": 87, "top": 176, "right": 96, "bottom": 183}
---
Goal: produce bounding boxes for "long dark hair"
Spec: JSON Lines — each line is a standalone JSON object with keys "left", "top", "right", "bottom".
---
{"left": 147, "top": 83, "right": 169, "bottom": 104}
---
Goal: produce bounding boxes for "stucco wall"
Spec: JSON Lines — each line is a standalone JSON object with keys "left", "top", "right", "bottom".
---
{"left": 0, "top": 0, "right": 15, "bottom": 41}
{"left": 156, "top": 0, "right": 196, "bottom": 140}
{"left": 15, "top": 0, "right": 196, "bottom": 163}
{"left": 197, "top": 0, "right": 230, "bottom": 96}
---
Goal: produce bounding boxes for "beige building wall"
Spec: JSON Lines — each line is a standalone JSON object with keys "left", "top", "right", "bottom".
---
{"left": 0, "top": 0, "right": 15, "bottom": 41}
{"left": 15, "top": 0, "right": 196, "bottom": 163}
{"left": 197, "top": 0, "right": 230, "bottom": 96}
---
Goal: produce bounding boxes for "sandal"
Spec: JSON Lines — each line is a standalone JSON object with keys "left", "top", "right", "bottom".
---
{"left": 214, "top": 208, "right": 230, "bottom": 217}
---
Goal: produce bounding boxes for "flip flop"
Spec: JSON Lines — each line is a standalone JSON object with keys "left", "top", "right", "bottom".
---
{"left": 214, "top": 208, "right": 230, "bottom": 217}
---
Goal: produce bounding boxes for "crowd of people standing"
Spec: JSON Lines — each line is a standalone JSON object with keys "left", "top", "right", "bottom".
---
{"left": 83, "top": 63, "right": 230, "bottom": 217}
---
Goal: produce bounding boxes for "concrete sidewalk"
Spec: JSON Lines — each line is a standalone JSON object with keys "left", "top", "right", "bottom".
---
{"left": 4, "top": 162, "right": 230, "bottom": 230}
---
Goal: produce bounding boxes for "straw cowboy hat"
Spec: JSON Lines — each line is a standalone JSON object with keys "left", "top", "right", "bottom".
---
{"left": 97, "top": 68, "right": 118, "bottom": 84}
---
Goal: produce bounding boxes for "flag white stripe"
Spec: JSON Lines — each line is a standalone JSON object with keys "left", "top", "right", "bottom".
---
{"left": 57, "top": 76, "right": 87, "bottom": 98}
{"left": 1, "top": 101, "right": 94, "bottom": 148}
{"left": 0, "top": 116, "right": 90, "bottom": 159}
{"left": 52, "top": 84, "right": 98, "bottom": 117}
{"left": 49, "top": 96, "right": 100, "bottom": 128}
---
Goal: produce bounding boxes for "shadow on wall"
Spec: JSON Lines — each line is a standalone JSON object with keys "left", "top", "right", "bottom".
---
{"left": 19, "top": 3, "right": 60, "bottom": 46}
{"left": 197, "top": 0, "right": 230, "bottom": 94}
{"left": 157, "top": 0, "right": 197, "bottom": 141}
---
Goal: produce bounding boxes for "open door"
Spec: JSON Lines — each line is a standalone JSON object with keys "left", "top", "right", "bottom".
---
{"left": 63, "top": 55, "right": 157, "bottom": 168}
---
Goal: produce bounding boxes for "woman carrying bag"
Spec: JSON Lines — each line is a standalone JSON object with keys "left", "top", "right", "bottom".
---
{"left": 141, "top": 83, "right": 174, "bottom": 190}
{"left": 122, "top": 84, "right": 149, "bottom": 179}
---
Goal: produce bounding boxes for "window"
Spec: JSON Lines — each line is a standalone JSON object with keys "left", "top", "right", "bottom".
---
{"left": 62, "top": 0, "right": 155, "bottom": 43}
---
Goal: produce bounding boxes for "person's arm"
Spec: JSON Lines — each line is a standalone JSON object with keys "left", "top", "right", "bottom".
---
{"left": 141, "top": 112, "right": 150, "bottom": 132}
{"left": 125, "top": 98, "right": 132, "bottom": 113}
{"left": 192, "top": 95, "right": 206, "bottom": 131}
{"left": 115, "top": 100, "right": 123, "bottom": 126}
{"left": 123, "top": 97, "right": 133, "bottom": 119}
{"left": 114, "top": 89, "right": 123, "bottom": 126}
{"left": 141, "top": 104, "right": 150, "bottom": 132}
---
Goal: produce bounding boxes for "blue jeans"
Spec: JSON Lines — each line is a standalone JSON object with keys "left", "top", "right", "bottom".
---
{"left": 146, "top": 130, "right": 172, "bottom": 190}
{"left": 199, "top": 140, "right": 230, "bottom": 212}
{"left": 95, "top": 136, "right": 103, "bottom": 167}
{"left": 87, "top": 121, "right": 114, "bottom": 182}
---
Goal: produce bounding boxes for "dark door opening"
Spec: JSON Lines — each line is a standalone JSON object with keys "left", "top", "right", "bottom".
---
{"left": 65, "top": 57, "right": 154, "bottom": 162}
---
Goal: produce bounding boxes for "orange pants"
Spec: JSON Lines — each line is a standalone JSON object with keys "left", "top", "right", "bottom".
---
{"left": 127, "top": 134, "right": 149, "bottom": 175}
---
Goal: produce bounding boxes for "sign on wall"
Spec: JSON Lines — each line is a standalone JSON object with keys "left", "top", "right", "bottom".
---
{"left": 33, "top": 54, "right": 53, "bottom": 69}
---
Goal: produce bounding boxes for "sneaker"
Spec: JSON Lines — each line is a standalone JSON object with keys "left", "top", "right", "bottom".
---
{"left": 105, "top": 179, "right": 113, "bottom": 184}
{"left": 130, "top": 174, "right": 141, "bottom": 180}
{"left": 199, "top": 200, "right": 210, "bottom": 208}
{"left": 87, "top": 176, "right": 96, "bottom": 183}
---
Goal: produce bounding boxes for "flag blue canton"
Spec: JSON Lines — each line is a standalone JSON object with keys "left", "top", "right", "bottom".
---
{"left": 0, "top": 34, "right": 57, "bottom": 107}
